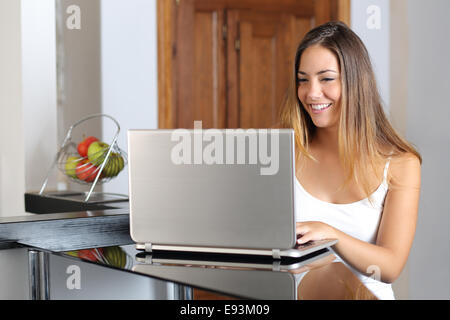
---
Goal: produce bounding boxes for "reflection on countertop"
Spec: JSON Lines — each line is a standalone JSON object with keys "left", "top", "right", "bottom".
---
{"left": 55, "top": 245, "right": 377, "bottom": 300}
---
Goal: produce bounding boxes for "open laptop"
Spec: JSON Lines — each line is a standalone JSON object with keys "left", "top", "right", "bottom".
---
{"left": 127, "top": 128, "right": 337, "bottom": 259}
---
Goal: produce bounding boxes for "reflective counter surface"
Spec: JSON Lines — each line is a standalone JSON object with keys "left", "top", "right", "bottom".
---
{"left": 53, "top": 245, "right": 377, "bottom": 300}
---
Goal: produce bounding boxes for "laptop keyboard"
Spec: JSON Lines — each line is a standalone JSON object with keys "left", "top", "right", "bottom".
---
{"left": 295, "top": 239, "right": 332, "bottom": 250}
{"left": 296, "top": 241, "right": 315, "bottom": 249}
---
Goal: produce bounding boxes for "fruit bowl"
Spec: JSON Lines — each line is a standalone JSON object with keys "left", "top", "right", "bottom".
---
{"left": 57, "top": 140, "right": 127, "bottom": 185}
{"left": 39, "top": 113, "right": 127, "bottom": 202}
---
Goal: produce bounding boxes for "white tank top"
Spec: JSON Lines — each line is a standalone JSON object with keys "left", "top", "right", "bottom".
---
{"left": 295, "top": 159, "right": 395, "bottom": 300}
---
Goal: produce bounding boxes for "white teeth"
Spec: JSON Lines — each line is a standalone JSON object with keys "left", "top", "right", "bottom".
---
{"left": 311, "top": 103, "right": 331, "bottom": 110}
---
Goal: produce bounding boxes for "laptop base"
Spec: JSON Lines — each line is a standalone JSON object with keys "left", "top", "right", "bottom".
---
{"left": 136, "top": 239, "right": 337, "bottom": 260}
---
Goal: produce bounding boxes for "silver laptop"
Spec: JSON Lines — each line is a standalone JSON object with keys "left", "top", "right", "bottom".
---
{"left": 127, "top": 128, "right": 337, "bottom": 259}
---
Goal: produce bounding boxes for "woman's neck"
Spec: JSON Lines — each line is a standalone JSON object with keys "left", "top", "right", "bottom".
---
{"left": 312, "top": 127, "right": 340, "bottom": 155}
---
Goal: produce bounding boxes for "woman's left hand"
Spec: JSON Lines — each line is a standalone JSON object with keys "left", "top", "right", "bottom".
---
{"left": 296, "top": 221, "right": 337, "bottom": 245}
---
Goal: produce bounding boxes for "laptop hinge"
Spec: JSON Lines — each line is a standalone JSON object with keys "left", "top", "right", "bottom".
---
{"left": 136, "top": 243, "right": 153, "bottom": 252}
{"left": 272, "top": 249, "right": 281, "bottom": 259}
{"left": 144, "top": 243, "right": 153, "bottom": 252}
{"left": 272, "top": 260, "right": 281, "bottom": 271}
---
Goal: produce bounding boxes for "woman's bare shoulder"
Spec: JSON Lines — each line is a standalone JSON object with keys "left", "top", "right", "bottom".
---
{"left": 389, "top": 152, "right": 421, "bottom": 188}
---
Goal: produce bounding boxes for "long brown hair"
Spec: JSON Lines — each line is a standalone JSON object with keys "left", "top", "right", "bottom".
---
{"left": 279, "top": 21, "right": 421, "bottom": 199}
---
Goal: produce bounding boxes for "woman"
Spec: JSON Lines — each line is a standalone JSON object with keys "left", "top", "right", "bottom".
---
{"left": 280, "top": 22, "right": 421, "bottom": 299}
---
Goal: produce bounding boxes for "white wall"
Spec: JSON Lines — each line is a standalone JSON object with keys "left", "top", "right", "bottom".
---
{"left": 0, "top": 0, "right": 33, "bottom": 300}
{"left": 407, "top": 0, "right": 450, "bottom": 299}
{"left": 351, "top": 0, "right": 390, "bottom": 112}
{"left": 356, "top": 0, "right": 450, "bottom": 299}
{"left": 22, "top": 0, "right": 58, "bottom": 193}
{"left": 0, "top": 0, "right": 26, "bottom": 218}
{"left": 101, "top": 0, "right": 158, "bottom": 195}
{"left": 55, "top": 0, "right": 104, "bottom": 193}
{"left": 350, "top": 0, "right": 416, "bottom": 298}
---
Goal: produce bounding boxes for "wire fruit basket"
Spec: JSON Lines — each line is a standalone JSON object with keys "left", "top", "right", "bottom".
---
{"left": 39, "top": 114, "right": 127, "bottom": 202}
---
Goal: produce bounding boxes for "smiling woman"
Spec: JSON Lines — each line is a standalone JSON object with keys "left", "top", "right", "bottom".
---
{"left": 279, "top": 22, "right": 422, "bottom": 300}
{"left": 296, "top": 45, "right": 342, "bottom": 130}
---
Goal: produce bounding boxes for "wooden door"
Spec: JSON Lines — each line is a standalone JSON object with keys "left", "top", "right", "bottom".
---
{"left": 158, "top": 0, "right": 350, "bottom": 129}
{"left": 173, "top": 0, "right": 227, "bottom": 129}
{"left": 227, "top": 10, "right": 312, "bottom": 128}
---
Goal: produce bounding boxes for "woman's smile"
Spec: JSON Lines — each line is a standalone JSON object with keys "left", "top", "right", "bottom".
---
{"left": 310, "top": 103, "right": 333, "bottom": 114}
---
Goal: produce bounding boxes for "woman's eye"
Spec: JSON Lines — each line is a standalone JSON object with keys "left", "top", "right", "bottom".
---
{"left": 297, "top": 78, "right": 307, "bottom": 83}
{"left": 321, "top": 78, "right": 334, "bottom": 82}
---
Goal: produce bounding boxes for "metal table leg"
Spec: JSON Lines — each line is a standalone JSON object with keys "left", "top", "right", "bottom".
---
{"left": 172, "top": 283, "right": 193, "bottom": 300}
{"left": 28, "top": 249, "right": 50, "bottom": 300}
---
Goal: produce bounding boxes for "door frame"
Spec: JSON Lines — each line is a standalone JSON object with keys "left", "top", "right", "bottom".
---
{"left": 157, "top": 0, "right": 351, "bottom": 129}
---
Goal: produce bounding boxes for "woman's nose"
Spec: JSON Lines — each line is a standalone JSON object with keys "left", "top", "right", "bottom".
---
{"left": 307, "top": 80, "right": 323, "bottom": 100}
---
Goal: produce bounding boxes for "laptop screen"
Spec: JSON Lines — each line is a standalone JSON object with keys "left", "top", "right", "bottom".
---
{"left": 127, "top": 128, "right": 296, "bottom": 250}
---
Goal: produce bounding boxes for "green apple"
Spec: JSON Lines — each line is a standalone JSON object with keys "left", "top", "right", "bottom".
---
{"left": 105, "top": 153, "right": 124, "bottom": 177}
{"left": 103, "top": 246, "right": 127, "bottom": 268}
{"left": 112, "top": 154, "right": 120, "bottom": 176}
{"left": 112, "top": 153, "right": 123, "bottom": 176}
{"left": 87, "top": 141, "right": 109, "bottom": 166}
{"left": 116, "top": 153, "right": 124, "bottom": 173}
{"left": 102, "top": 153, "right": 117, "bottom": 177}
{"left": 103, "top": 155, "right": 115, "bottom": 177}
{"left": 65, "top": 156, "right": 79, "bottom": 178}
{"left": 102, "top": 158, "right": 111, "bottom": 177}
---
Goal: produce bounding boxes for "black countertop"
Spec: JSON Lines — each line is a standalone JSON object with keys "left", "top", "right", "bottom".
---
{"left": 0, "top": 201, "right": 132, "bottom": 251}
{"left": 47, "top": 243, "right": 376, "bottom": 300}
{"left": 52, "top": 244, "right": 340, "bottom": 300}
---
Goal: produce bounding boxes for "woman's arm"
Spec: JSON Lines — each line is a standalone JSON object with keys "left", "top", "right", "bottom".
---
{"left": 296, "top": 153, "right": 421, "bottom": 283}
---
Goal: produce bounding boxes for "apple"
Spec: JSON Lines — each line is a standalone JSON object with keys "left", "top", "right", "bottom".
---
{"left": 77, "top": 248, "right": 104, "bottom": 262}
{"left": 65, "top": 156, "right": 79, "bottom": 178}
{"left": 87, "top": 141, "right": 109, "bottom": 166}
{"left": 109, "top": 153, "right": 124, "bottom": 177}
{"left": 77, "top": 136, "right": 99, "bottom": 158}
{"left": 75, "top": 160, "right": 99, "bottom": 182}
{"left": 116, "top": 153, "right": 124, "bottom": 172}
{"left": 111, "top": 153, "right": 124, "bottom": 177}
{"left": 103, "top": 154, "right": 118, "bottom": 177}
{"left": 103, "top": 153, "right": 124, "bottom": 177}
{"left": 103, "top": 246, "right": 126, "bottom": 268}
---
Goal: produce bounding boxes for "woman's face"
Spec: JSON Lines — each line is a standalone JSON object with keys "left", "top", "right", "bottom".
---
{"left": 297, "top": 45, "right": 342, "bottom": 130}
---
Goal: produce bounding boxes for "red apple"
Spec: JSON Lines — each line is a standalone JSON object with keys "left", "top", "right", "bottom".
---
{"left": 77, "top": 248, "right": 104, "bottom": 262}
{"left": 77, "top": 136, "right": 99, "bottom": 158}
{"left": 75, "top": 160, "right": 99, "bottom": 182}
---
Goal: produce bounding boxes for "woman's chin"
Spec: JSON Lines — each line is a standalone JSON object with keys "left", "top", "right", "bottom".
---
{"left": 312, "top": 120, "right": 334, "bottom": 128}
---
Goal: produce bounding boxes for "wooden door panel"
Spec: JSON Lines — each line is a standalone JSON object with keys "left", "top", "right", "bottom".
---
{"left": 176, "top": 1, "right": 226, "bottom": 129}
{"left": 195, "top": 0, "right": 315, "bottom": 15}
{"left": 192, "top": 10, "right": 226, "bottom": 129}
{"left": 239, "top": 18, "right": 275, "bottom": 128}
{"left": 225, "top": 10, "right": 240, "bottom": 128}
{"left": 236, "top": 11, "right": 313, "bottom": 128}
